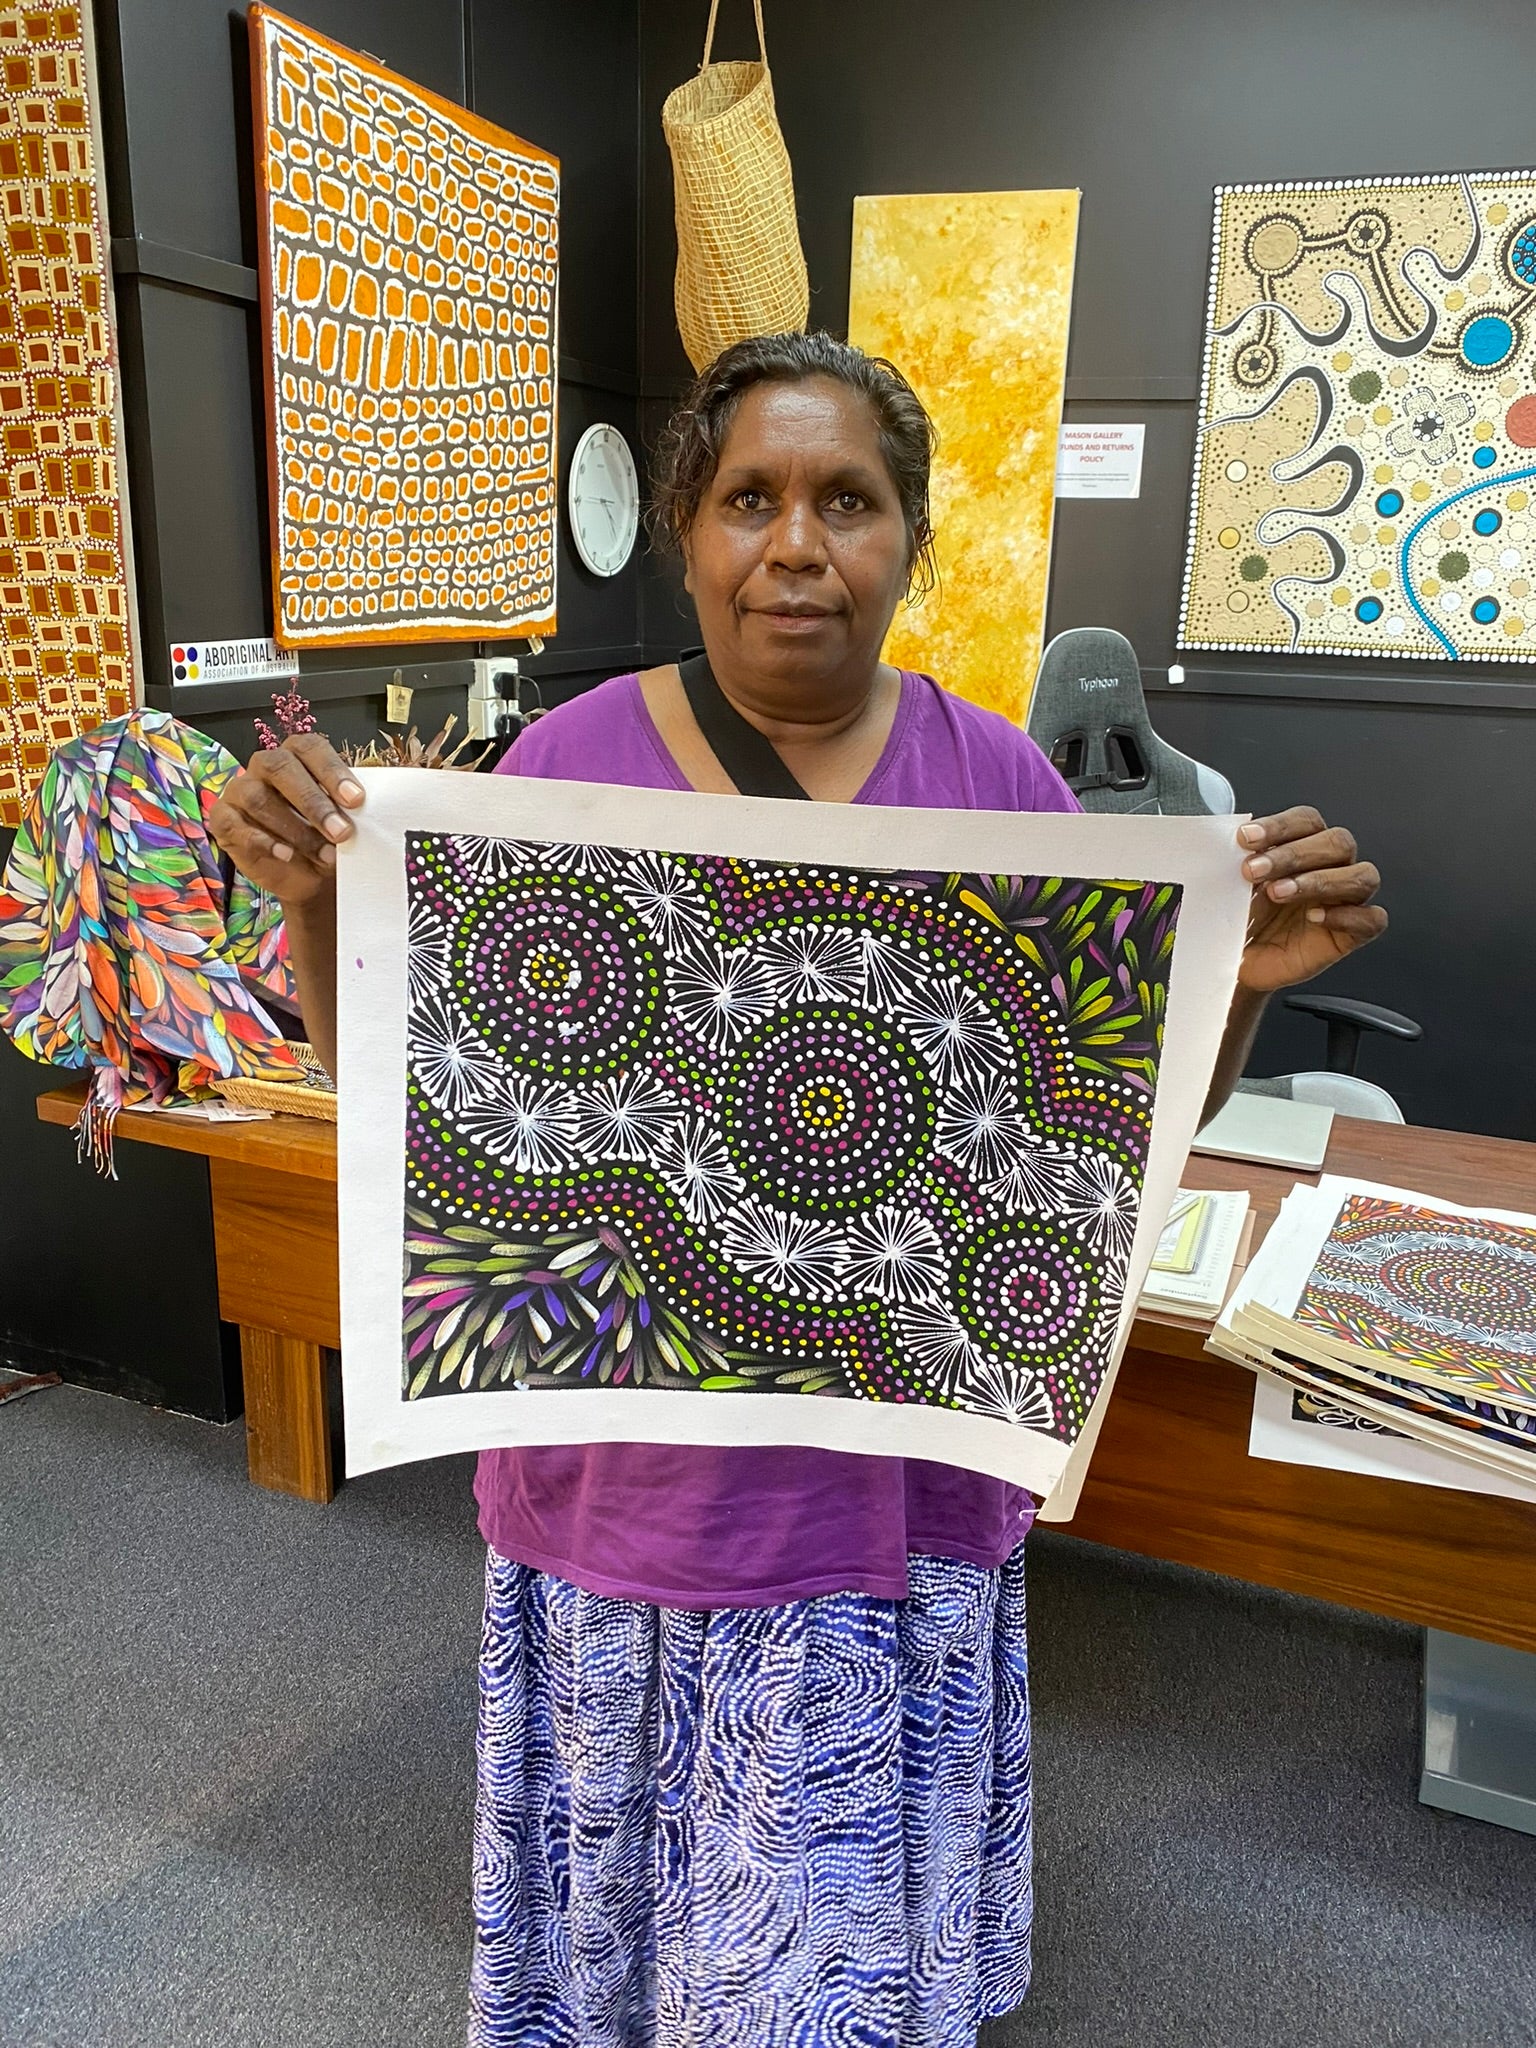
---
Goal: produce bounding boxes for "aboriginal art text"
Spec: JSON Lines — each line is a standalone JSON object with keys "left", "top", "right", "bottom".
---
{"left": 1297, "top": 1195, "right": 1536, "bottom": 1408}
{"left": 250, "top": 7, "right": 558, "bottom": 648}
{"left": 0, "top": 0, "right": 135, "bottom": 825}
{"left": 401, "top": 837, "right": 1180, "bottom": 1442}
{"left": 1181, "top": 173, "right": 1536, "bottom": 662}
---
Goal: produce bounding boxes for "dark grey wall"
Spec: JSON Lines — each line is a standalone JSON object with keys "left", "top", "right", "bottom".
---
{"left": 638, "top": 0, "right": 1536, "bottom": 1140}
{"left": 2, "top": 0, "right": 643, "bottom": 1413}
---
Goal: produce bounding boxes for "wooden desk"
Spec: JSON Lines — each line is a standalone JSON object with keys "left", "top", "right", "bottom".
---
{"left": 37, "top": 1091, "right": 342, "bottom": 1503}
{"left": 35, "top": 1089, "right": 1536, "bottom": 1650}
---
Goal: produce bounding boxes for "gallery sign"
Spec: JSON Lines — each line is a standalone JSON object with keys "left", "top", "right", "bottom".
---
{"left": 169, "top": 637, "right": 299, "bottom": 685}
{"left": 1055, "top": 424, "right": 1146, "bottom": 499}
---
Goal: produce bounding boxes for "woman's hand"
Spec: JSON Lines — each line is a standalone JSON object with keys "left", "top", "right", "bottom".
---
{"left": 209, "top": 733, "right": 364, "bottom": 1079}
{"left": 1237, "top": 807, "right": 1386, "bottom": 994}
{"left": 209, "top": 732, "right": 366, "bottom": 908}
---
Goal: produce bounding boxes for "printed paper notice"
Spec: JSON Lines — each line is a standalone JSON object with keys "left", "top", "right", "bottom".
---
{"left": 1056, "top": 424, "right": 1145, "bottom": 499}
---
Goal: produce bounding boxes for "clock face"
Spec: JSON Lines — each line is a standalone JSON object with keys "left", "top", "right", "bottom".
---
{"left": 569, "top": 423, "right": 639, "bottom": 578}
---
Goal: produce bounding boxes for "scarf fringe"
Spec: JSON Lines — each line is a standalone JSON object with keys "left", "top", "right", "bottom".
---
{"left": 73, "top": 1088, "right": 120, "bottom": 1179}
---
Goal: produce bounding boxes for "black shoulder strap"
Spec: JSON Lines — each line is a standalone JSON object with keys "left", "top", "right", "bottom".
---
{"left": 678, "top": 652, "right": 811, "bottom": 801}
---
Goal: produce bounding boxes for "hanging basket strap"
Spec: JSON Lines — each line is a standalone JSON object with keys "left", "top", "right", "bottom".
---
{"left": 701, "top": 0, "right": 767, "bottom": 70}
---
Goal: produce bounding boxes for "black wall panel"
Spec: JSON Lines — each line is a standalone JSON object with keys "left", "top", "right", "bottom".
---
{"left": 104, "top": 0, "right": 465, "bottom": 268}
{"left": 470, "top": 0, "right": 639, "bottom": 381}
{"left": 639, "top": 0, "right": 1536, "bottom": 1139}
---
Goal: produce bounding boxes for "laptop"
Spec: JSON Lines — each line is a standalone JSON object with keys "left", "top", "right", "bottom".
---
{"left": 1190, "top": 1092, "right": 1334, "bottom": 1173}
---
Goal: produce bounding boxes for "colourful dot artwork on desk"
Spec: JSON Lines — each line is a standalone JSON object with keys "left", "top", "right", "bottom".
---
{"left": 1297, "top": 1194, "right": 1536, "bottom": 1407}
{"left": 398, "top": 834, "right": 1181, "bottom": 1447}
{"left": 249, "top": 6, "right": 559, "bottom": 650}
{"left": 0, "top": 0, "right": 138, "bottom": 827}
{"left": 1180, "top": 171, "right": 1536, "bottom": 663}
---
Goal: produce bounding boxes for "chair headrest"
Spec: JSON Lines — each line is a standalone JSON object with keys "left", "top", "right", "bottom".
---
{"left": 1026, "top": 626, "right": 1212, "bottom": 816}
{"left": 1028, "top": 627, "right": 1149, "bottom": 737}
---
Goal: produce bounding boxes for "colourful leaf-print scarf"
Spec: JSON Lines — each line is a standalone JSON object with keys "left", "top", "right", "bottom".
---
{"left": 0, "top": 709, "right": 302, "bottom": 1172}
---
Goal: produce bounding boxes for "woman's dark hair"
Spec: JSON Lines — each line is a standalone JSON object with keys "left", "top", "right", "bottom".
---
{"left": 649, "top": 331, "right": 938, "bottom": 600}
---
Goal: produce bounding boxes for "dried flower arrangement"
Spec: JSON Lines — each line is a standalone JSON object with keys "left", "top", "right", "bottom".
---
{"left": 340, "top": 715, "right": 489, "bottom": 771}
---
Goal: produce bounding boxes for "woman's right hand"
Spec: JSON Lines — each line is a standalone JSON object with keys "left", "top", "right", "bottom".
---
{"left": 210, "top": 732, "right": 367, "bottom": 910}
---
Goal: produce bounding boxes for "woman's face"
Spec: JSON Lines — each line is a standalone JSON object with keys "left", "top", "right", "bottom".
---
{"left": 682, "top": 375, "right": 914, "bottom": 704}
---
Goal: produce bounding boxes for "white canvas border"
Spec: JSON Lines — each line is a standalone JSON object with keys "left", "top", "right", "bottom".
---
{"left": 337, "top": 770, "right": 1250, "bottom": 1508}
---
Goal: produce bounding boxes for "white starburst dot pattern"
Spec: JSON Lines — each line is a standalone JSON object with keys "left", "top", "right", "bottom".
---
{"left": 837, "top": 1205, "right": 948, "bottom": 1303}
{"left": 459, "top": 1074, "right": 583, "bottom": 1176}
{"left": 718, "top": 1202, "right": 845, "bottom": 1297}
{"left": 1061, "top": 1153, "right": 1138, "bottom": 1258}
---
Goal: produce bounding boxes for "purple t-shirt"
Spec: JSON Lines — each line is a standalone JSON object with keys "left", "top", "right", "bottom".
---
{"left": 473, "top": 670, "right": 1081, "bottom": 1609}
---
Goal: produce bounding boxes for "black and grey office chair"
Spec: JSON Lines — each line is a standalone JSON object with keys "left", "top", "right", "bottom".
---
{"left": 1238, "top": 993, "right": 1423, "bottom": 1124}
{"left": 1026, "top": 626, "right": 1420, "bottom": 1123}
{"left": 1026, "top": 626, "right": 1235, "bottom": 815}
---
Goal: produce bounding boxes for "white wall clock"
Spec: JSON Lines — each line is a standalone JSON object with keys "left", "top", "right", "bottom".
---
{"left": 568, "top": 422, "right": 639, "bottom": 577}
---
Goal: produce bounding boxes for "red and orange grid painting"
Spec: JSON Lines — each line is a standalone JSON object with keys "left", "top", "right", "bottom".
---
{"left": 0, "top": 0, "right": 137, "bottom": 827}
{"left": 249, "top": 7, "right": 560, "bottom": 650}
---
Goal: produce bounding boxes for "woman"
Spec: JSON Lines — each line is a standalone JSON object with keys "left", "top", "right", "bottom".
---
{"left": 212, "top": 333, "right": 1384, "bottom": 2047}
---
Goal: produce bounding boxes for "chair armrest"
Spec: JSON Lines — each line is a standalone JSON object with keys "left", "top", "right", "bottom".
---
{"left": 1283, "top": 993, "right": 1422, "bottom": 1042}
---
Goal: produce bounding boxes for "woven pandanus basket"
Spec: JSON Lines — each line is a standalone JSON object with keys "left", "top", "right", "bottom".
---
{"left": 662, "top": 0, "right": 808, "bottom": 372}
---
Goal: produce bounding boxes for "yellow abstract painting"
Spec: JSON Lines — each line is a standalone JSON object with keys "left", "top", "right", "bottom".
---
{"left": 848, "top": 191, "right": 1079, "bottom": 725}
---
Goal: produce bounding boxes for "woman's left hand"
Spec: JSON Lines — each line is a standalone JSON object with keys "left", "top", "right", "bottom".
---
{"left": 1237, "top": 807, "right": 1387, "bottom": 994}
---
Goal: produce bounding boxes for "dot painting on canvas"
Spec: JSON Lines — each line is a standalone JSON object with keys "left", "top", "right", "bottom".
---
{"left": 400, "top": 835, "right": 1180, "bottom": 1441}
{"left": 1181, "top": 172, "right": 1536, "bottom": 663}
{"left": 249, "top": 6, "right": 558, "bottom": 648}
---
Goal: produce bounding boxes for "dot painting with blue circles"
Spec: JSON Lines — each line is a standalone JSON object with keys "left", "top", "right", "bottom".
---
{"left": 397, "top": 832, "right": 1183, "bottom": 1445}
{"left": 1183, "top": 170, "right": 1536, "bottom": 663}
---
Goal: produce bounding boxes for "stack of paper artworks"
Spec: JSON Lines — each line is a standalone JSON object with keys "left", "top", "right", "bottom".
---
{"left": 0, "top": 0, "right": 137, "bottom": 827}
{"left": 249, "top": 7, "right": 558, "bottom": 648}
{"left": 1299, "top": 1195, "right": 1536, "bottom": 1393}
{"left": 847, "top": 191, "right": 1080, "bottom": 725}
{"left": 1290, "top": 1194, "right": 1536, "bottom": 1436}
{"left": 1181, "top": 171, "right": 1536, "bottom": 663}
{"left": 1217, "top": 1177, "right": 1536, "bottom": 1494}
{"left": 338, "top": 780, "right": 1252, "bottom": 1500}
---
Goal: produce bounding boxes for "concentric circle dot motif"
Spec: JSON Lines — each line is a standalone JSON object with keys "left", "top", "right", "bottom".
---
{"left": 1381, "top": 1246, "right": 1536, "bottom": 1329}
{"left": 721, "top": 1006, "right": 936, "bottom": 1217}
{"left": 954, "top": 1218, "right": 1099, "bottom": 1364}
{"left": 452, "top": 875, "right": 660, "bottom": 1079}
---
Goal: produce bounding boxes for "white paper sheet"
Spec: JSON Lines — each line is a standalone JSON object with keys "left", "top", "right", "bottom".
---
{"left": 337, "top": 772, "right": 1249, "bottom": 1509}
{"left": 1248, "top": 1373, "right": 1536, "bottom": 1505}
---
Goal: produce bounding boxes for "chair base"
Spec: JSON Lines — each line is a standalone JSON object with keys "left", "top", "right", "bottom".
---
{"left": 1420, "top": 1628, "right": 1536, "bottom": 1836}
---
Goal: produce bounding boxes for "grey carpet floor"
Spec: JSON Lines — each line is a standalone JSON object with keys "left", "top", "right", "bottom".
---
{"left": 2, "top": 1384, "right": 1533, "bottom": 2048}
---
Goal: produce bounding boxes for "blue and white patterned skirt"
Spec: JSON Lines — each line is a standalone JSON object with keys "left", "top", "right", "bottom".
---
{"left": 467, "top": 1546, "right": 1032, "bottom": 2048}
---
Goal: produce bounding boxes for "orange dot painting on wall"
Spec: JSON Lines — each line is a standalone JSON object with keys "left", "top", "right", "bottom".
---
{"left": 0, "top": 0, "right": 139, "bottom": 827}
{"left": 249, "top": 7, "right": 559, "bottom": 650}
